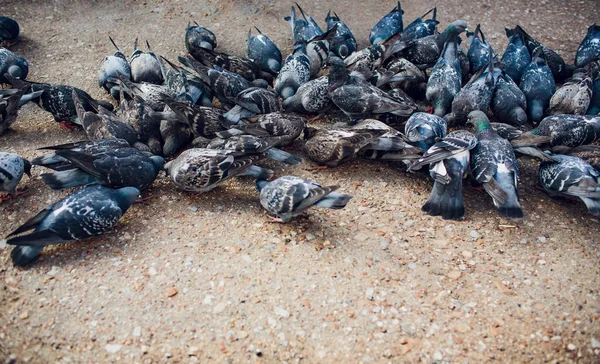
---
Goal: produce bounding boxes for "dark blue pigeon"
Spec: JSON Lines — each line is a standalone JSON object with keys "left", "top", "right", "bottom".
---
{"left": 294, "top": 3, "right": 324, "bottom": 38}
{"left": 408, "top": 130, "right": 478, "bottom": 220}
{"left": 0, "top": 47, "right": 28, "bottom": 83}
{"left": 468, "top": 111, "right": 524, "bottom": 218}
{"left": 370, "top": 1, "right": 403, "bottom": 45}
{"left": 0, "top": 152, "right": 30, "bottom": 201}
{"left": 405, "top": 112, "right": 447, "bottom": 151}
{"left": 248, "top": 27, "right": 282, "bottom": 76}
{"left": 588, "top": 75, "right": 600, "bottom": 115}
{"left": 185, "top": 22, "right": 217, "bottom": 54}
{"left": 285, "top": 5, "right": 322, "bottom": 45}
{"left": 324, "top": 11, "right": 357, "bottom": 59}
{"left": 501, "top": 27, "right": 531, "bottom": 83}
{"left": 519, "top": 48, "right": 556, "bottom": 123}
{"left": 7, "top": 185, "right": 140, "bottom": 266}
{"left": 575, "top": 24, "right": 600, "bottom": 68}
{"left": 491, "top": 72, "right": 528, "bottom": 126}
{"left": 257, "top": 176, "right": 352, "bottom": 222}
{"left": 0, "top": 16, "right": 19, "bottom": 45}
{"left": 515, "top": 25, "right": 573, "bottom": 82}
{"left": 98, "top": 37, "right": 132, "bottom": 100}
{"left": 539, "top": 154, "right": 600, "bottom": 216}
{"left": 426, "top": 35, "right": 462, "bottom": 117}
{"left": 467, "top": 25, "right": 497, "bottom": 75}
{"left": 36, "top": 142, "right": 164, "bottom": 191}
{"left": 402, "top": 8, "right": 438, "bottom": 42}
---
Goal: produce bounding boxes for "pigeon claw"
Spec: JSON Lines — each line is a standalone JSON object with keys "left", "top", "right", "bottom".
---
{"left": 0, "top": 188, "right": 28, "bottom": 203}
{"left": 305, "top": 165, "right": 329, "bottom": 172}
{"left": 59, "top": 121, "right": 80, "bottom": 131}
{"left": 266, "top": 215, "right": 285, "bottom": 223}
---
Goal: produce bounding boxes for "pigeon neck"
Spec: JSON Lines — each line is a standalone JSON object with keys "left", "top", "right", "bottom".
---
{"left": 328, "top": 66, "right": 349, "bottom": 90}
{"left": 473, "top": 118, "right": 493, "bottom": 134}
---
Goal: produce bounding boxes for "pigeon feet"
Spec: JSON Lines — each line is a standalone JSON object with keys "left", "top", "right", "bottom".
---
{"left": 305, "top": 165, "right": 329, "bottom": 172}
{"left": 0, "top": 188, "right": 29, "bottom": 203}
{"left": 427, "top": 106, "right": 434, "bottom": 114}
{"left": 59, "top": 121, "right": 80, "bottom": 131}
{"left": 266, "top": 215, "right": 285, "bottom": 223}
{"left": 134, "top": 196, "right": 153, "bottom": 205}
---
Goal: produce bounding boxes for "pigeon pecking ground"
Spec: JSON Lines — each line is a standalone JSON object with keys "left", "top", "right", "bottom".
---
{"left": 0, "top": 0, "right": 599, "bottom": 362}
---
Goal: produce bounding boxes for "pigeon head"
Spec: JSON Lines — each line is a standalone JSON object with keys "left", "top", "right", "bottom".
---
{"left": 115, "top": 186, "right": 141, "bottom": 211}
{"left": 466, "top": 111, "right": 491, "bottom": 131}
{"left": 303, "top": 126, "right": 319, "bottom": 140}
{"left": 256, "top": 179, "right": 269, "bottom": 192}
{"left": 23, "top": 159, "right": 32, "bottom": 178}
{"left": 7, "top": 65, "right": 23, "bottom": 79}
{"left": 252, "top": 79, "right": 270, "bottom": 89}
{"left": 445, "top": 20, "right": 468, "bottom": 36}
{"left": 150, "top": 156, "right": 165, "bottom": 171}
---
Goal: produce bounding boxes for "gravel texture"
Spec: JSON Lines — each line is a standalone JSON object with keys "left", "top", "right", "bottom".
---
{"left": 1, "top": 0, "right": 600, "bottom": 362}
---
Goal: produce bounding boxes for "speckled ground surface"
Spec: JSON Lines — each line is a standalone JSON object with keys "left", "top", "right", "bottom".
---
{"left": 1, "top": 0, "right": 599, "bottom": 362}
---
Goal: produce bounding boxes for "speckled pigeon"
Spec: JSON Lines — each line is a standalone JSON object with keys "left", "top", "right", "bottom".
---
{"left": 515, "top": 25, "right": 573, "bottom": 81}
{"left": 256, "top": 176, "right": 352, "bottom": 222}
{"left": 500, "top": 27, "right": 531, "bottom": 83}
{"left": 274, "top": 43, "right": 311, "bottom": 100}
{"left": 223, "top": 87, "right": 282, "bottom": 124}
{"left": 7, "top": 185, "right": 140, "bottom": 266}
{"left": 217, "top": 112, "right": 306, "bottom": 147}
{"left": 370, "top": 1, "right": 403, "bottom": 45}
{"left": 0, "top": 48, "right": 28, "bottom": 83}
{"left": 491, "top": 72, "right": 528, "bottom": 126}
{"left": 0, "top": 87, "right": 42, "bottom": 134}
{"left": 202, "top": 134, "right": 301, "bottom": 165}
{"left": 528, "top": 114, "right": 600, "bottom": 147}
{"left": 575, "top": 24, "right": 600, "bottom": 68}
{"left": 324, "top": 11, "right": 357, "bottom": 59}
{"left": 130, "top": 39, "right": 164, "bottom": 85}
{"left": 401, "top": 8, "right": 438, "bottom": 42}
{"left": 185, "top": 22, "right": 217, "bottom": 53}
{"left": 282, "top": 75, "right": 331, "bottom": 114}
{"left": 548, "top": 67, "right": 592, "bottom": 115}
{"left": 519, "top": 48, "right": 555, "bottom": 123}
{"left": 248, "top": 27, "right": 282, "bottom": 76}
{"left": 0, "top": 152, "right": 30, "bottom": 200}
{"left": 405, "top": 112, "right": 447, "bottom": 151}
{"left": 426, "top": 35, "right": 462, "bottom": 117}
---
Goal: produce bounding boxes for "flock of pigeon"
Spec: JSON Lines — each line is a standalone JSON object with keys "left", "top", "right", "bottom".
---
{"left": 0, "top": 4, "right": 599, "bottom": 266}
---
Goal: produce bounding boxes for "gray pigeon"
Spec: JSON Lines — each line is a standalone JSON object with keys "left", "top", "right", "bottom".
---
{"left": 540, "top": 154, "right": 600, "bottom": 216}
{"left": 160, "top": 119, "right": 193, "bottom": 157}
{"left": 274, "top": 43, "right": 311, "bottom": 100}
{"left": 0, "top": 47, "right": 28, "bottom": 83}
{"left": 6, "top": 185, "right": 140, "bottom": 266}
{"left": 575, "top": 24, "right": 600, "bottom": 68}
{"left": 223, "top": 87, "right": 282, "bottom": 124}
{"left": 130, "top": 39, "right": 164, "bottom": 85}
{"left": 256, "top": 176, "right": 352, "bottom": 222}
{"left": 165, "top": 148, "right": 274, "bottom": 193}
{"left": 519, "top": 48, "right": 556, "bottom": 123}
{"left": 248, "top": 27, "right": 282, "bottom": 75}
{"left": 203, "top": 134, "right": 301, "bottom": 165}
{"left": 0, "top": 152, "right": 30, "bottom": 201}
{"left": 468, "top": 111, "right": 524, "bottom": 218}
{"left": 528, "top": 114, "right": 600, "bottom": 147}
{"left": 490, "top": 72, "right": 528, "bottom": 126}
{"left": 408, "top": 130, "right": 478, "bottom": 220}
{"left": 98, "top": 37, "right": 132, "bottom": 100}
{"left": 550, "top": 145, "right": 600, "bottom": 171}
{"left": 185, "top": 23, "right": 217, "bottom": 54}
{"left": 0, "top": 87, "right": 43, "bottom": 134}
{"left": 548, "top": 67, "right": 592, "bottom": 115}
{"left": 426, "top": 36, "right": 462, "bottom": 117}
{"left": 31, "top": 139, "right": 132, "bottom": 171}
{"left": 490, "top": 122, "right": 554, "bottom": 162}
{"left": 405, "top": 112, "right": 447, "bottom": 151}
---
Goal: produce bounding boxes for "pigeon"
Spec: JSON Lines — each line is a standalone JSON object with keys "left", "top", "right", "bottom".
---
{"left": 515, "top": 25, "right": 572, "bottom": 82}
{"left": 98, "top": 37, "right": 132, "bottom": 100}
{"left": 0, "top": 16, "right": 19, "bottom": 45}
{"left": 539, "top": 154, "right": 600, "bottom": 216}
{"left": 130, "top": 39, "right": 164, "bottom": 85}
{"left": 185, "top": 22, "right": 217, "bottom": 54}
{"left": 115, "top": 90, "right": 162, "bottom": 155}
{"left": 387, "top": 20, "right": 468, "bottom": 69}
{"left": 217, "top": 112, "right": 307, "bottom": 147}
{"left": 401, "top": 8, "right": 438, "bottom": 42}
{"left": 468, "top": 111, "right": 524, "bottom": 218}
{"left": 491, "top": 72, "right": 528, "bottom": 126}
{"left": 190, "top": 47, "right": 263, "bottom": 82}
{"left": 384, "top": 58, "right": 427, "bottom": 97}
{"left": 0, "top": 87, "right": 43, "bottom": 135}
{"left": 550, "top": 145, "right": 600, "bottom": 171}
{"left": 37, "top": 144, "right": 164, "bottom": 191}
{"left": 5, "top": 74, "right": 115, "bottom": 126}
{"left": 179, "top": 56, "right": 261, "bottom": 108}
{"left": 274, "top": 42, "right": 311, "bottom": 100}
{"left": 160, "top": 56, "right": 214, "bottom": 107}
{"left": 588, "top": 75, "right": 600, "bottom": 115}
{"left": 490, "top": 122, "right": 554, "bottom": 161}
{"left": 344, "top": 43, "right": 387, "bottom": 75}
{"left": 223, "top": 87, "right": 282, "bottom": 124}
{"left": 256, "top": 176, "right": 352, "bottom": 222}
{"left": 160, "top": 119, "right": 193, "bottom": 157}
{"left": 305, "top": 28, "right": 335, "bottom": 78}
{"left": 302, "top": 127, "right": 387, "bottom": 167}
{"left": 282, "top": 75, "right": 331, "bottom": 114}
{"left": 446, "top": 52, "right": 498, "bottom": 126}
{"left": 0, "top": 48, "right": 28, "bottom": 83}
{"left": 370, "top": 1, "right": 403, "bottom": 45}
{"left": 409, "top": 130, "right": 477, "bottom": 220}
{"left": 31, "top": 139, "right": 132, "bottom": 171}
{"left": 467, "top": 24, "right": 497, "bottom": 75}
{"left": 456, "top": 37, "right": 471, "bottom": 84}
{"left": 284, "top": 5, "right": 323, "bottom": 45}
{"left": 164, "top": 148, "right": 274, "bottom": 193}
{"left": 528, "top": 114, "right": 600, "bottom": 147}
{"left": 519, "top": 48, "right": 556, "bottom": 123}
{"left": 327, "top": 57, "right": 418, "bottom": 123}
{"left": 548, "top": 67, "right": 593, "bottom": 115}
{"left": 72, "top": 90, "right": 140, "bottom": 147}
{"left": 202, "top": 134, "right": 301, "bottom": 165}
{"left": 349, "top": 119, "right": 422, "bottom": 161}
{"left": 154, "top": 94, "right": 230, "bottom": 139}
{"left": 324, "top": 11, "right": 357, "bottom": 59}
{"left": 500, "top": 27, "right": 531, "bottom": 83}
{"left": 6, "top": 185, "right": 140, "bottom": 266}
{"left": 115, "top": 73, "right": 178, "bottom": 111}
{"left": 426, "top": 35, "right": 462, "bottom": 117}
{"left": 248, "top": 27, "right": 282, "bottom": 75}
{"left": 575, "top": 24, "right": 600, "bottom": 68}
{"left": 0, "top": 152, "right": 30, "bottom": 200}
{"left": 405, "top": 112, "right": 447, "bottom": 151}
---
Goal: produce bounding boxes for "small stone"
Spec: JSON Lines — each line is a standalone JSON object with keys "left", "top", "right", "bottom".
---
{"left": 133, "top": 327, "right": 141, "bottom": 337}
{"left": 105, "top": 344, "right": 122, "bottom": 354}
{"left": 537, "top": 259, "right": 547, "bottom": 265}
{"left": 380, "top": 240, "right": 389, "bottom": 250}
{"left": 537, "top": 236, "right": 547, "bottom": 243}
{"left": 433, "top": 352, "right": 443, "bottom": 361}
{"left": 448, "top": 271, "right": 461, "bottom": 280}
{"left": 567, "top": 343, "right": 576, "bottom": 351}
{"left": 188, "top": 206, "right": 199, "bottom": 212}
{"left": 188, "top": 346, "right": 199, "bottom": 356}
{"left": 166, "top": 287, "right": 178, "bottom": 297}
{"left": 462, "top": 251, "right": 473, "bottom": 259}
{"left": 592, "top": 337, "right": 600, "bottom": 349}
{"left": 399, "top": 337, "right": 408, "bottom": 345}
{"left": 275, "top": 307, "right": 290, "bottom": 318}
{"left": 47, "top": 266, "right": 61, "bottom": 276}
{"left": 242, "top": 254, "right": 253, "bottom": 263}
{"left": 458, "top": 264, "right": 467, "bottom": 271}
{"left": 470, "top": 230, "right": 479, "bottom": 239}
{"left": 237, "top": 330, "right": 249, "bottom": 339}
{"left": 305, "top": 233, "right": 316, "bottom": 241}
{"left": 366, "top": 288, "right": 374, "bottom": 300}
{"left": 148, "top": 267, "right": 158, "bottom": 276}
{"left": 213, "top": 302, "right": 226, "bottom": 314}
{"left": 19, "top": 311, "right": 28, "bottom": 320}
{"left": 408, "top": 262, "right": 417, "bottom": 270}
